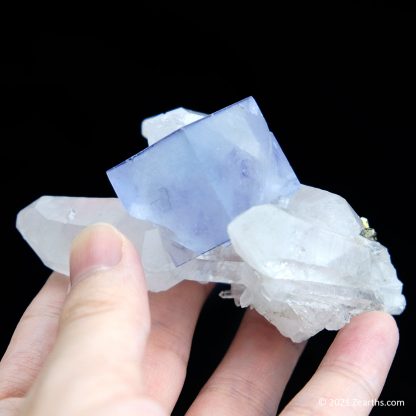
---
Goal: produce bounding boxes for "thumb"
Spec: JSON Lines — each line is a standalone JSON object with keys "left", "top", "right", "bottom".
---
{"left": 22, "top": 224, "right": 165, "bottom": 416}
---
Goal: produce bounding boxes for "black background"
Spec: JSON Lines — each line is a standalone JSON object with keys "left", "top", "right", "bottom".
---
{"left": 1, "top": 4, "right": 415, "bottom": 415}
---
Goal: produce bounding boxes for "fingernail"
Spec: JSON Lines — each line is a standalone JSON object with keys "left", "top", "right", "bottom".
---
{"left": 70, "top": 223, "right": 123, "bottom": 286}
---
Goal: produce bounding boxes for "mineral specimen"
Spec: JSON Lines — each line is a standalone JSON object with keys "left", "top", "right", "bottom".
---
{"left": 16, "top": 98, "right": 406, "bottom": 342}
{"left": 107, "top": 97, "right": 300, "bottom": 264}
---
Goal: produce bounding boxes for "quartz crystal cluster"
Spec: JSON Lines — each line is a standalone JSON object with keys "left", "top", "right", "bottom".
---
{"left": 16, "top": 97, "right": 405, "bottom": 342}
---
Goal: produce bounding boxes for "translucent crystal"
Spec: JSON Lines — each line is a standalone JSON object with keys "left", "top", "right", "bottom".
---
{"left": 227, "top": 185, "right": 406, "bottom": 342}
{"left": 107, "top": 97, "right": 300, "bottom": 264}
{"left": 142, "top": 107, "right": 206, "bottom": 146}
{"left": 16, "top": 197, "right": 152, "bottom": 275}
{"left": 16, "top": 195, "right": 244, "bottom": 292}
{"left": 16, "top": 101, "right": 406, "bottom": 342}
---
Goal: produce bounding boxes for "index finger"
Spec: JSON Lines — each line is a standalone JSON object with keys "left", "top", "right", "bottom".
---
{"left": 281, "top": 311, "right": 399, "bottom": 415}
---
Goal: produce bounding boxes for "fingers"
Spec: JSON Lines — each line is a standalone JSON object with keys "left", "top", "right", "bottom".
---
{"left": 281, "top": 311, "right": 399, "bottom": 416}
{"left": 22, "top": 224, "right": 164, "bottom": 416}
{"left": 0, "top": 273, "right": 68, "bottom": 399}
{"left": 143, "top": 281, "right": 212, "bottom": 413}
{"left": 187, "top": 310, "right": 306, "bottom": 416}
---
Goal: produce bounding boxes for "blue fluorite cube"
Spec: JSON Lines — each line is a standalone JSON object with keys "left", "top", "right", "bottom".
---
{"left": 107, "top": 97, "right": 299, "bottom": 264}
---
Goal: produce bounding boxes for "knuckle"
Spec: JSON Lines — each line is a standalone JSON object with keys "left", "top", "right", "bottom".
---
{"left": 320, "top": 359, "right": 377, "bottom": 400}
{"left": 149, "top": 319, "right": 190, "bottom": 368}
{"left": 0, "top": 374, "right": 27, "bottom": 399}
{"left": 0, "top": 343, "right": 47, "bottom": 399}
{"left": 60, "top": 286, "right": 121, "bottom": 326}
{"left": 21, "top": 300, "right": 63, "bottom": 323}
{"left": 60, "top": 283, "right": 150, "bottom": 336}
{"left": 0, "top": 351, "right": 40, "bottom": 398}
{"left": 203, "top": 372, "right": 275, "bottom": 415}
{"left": 282, "top": 401, "right": 326, "bottom": 415}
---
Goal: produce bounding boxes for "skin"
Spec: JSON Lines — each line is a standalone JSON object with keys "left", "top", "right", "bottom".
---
{"left": 0, "top": 224, "right": 399, "bottom": 415}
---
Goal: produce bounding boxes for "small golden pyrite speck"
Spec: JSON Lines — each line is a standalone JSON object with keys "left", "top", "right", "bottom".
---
{"left": 360, "top": 217, "right": 378, "bottom": 241}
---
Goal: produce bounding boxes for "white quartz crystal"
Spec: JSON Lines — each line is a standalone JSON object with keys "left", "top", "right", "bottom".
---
{"left": 142, "top": 107, "right": 206, "bottom": 146}
{"left": 16, "top": 195, "right": 240, "bottom": 292}
{"left": 16, "top": 106, "right": 406, "bottom": 342}
{"left": 228, "top": 185, "right": 406, "bottom": 341}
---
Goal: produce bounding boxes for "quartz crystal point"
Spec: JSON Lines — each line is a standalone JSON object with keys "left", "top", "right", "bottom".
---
{"left": 107, "top": 97, "right": 300, "bottom": 264}
{"left": 16, "top": 101, "right": 406, "bottom": 342}
{"left": 142, "top": 107, "right": 206, "bottom": 146}
{"left": 16, "top": 196, "right": 240, "bottom": 291}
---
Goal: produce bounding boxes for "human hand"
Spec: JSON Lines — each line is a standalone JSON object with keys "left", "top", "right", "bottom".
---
{"left": 0, "top": 224, "right": 399, "bottom": 415}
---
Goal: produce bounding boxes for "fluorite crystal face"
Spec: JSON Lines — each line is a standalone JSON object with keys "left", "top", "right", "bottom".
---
{"left": 107, "top": 97, "right": 300, "bottom": 264}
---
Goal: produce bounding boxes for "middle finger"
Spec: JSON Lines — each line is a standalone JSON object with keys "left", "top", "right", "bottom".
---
{"left": 142, "top": 280, "right": 213, "bottom": 413}
{"left": 187, "top": 310, "right": 306, "bottom": 416}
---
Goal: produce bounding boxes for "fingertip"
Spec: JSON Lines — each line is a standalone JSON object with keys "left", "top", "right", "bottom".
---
{"left": 348, "top": 311, "right": 400, "bottom": 352}
{"left": 281, "top": 312, "right": 400, "bottom": 414}
{"left": 323, "top": 311, "right": 400, "bottom": 380}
